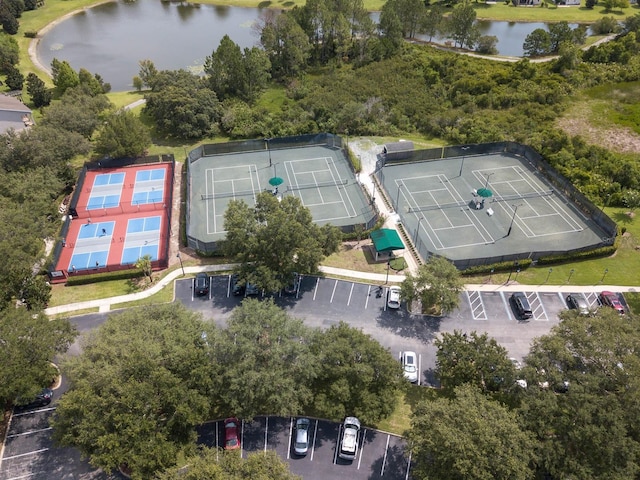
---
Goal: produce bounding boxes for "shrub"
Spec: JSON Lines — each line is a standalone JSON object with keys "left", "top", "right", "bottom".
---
{"left": 65, "top": 268, "right": 143, "bottom": 286}
{"left": 23, "top": 30, "right": 36, "bottom": 38}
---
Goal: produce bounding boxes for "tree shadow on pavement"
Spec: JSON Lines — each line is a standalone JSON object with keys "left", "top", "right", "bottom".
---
{"left": 376, "top": 309, "right": 442, "bottom": 343}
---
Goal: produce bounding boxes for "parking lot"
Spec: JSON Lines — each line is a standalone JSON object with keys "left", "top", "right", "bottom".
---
{"left": 196, "top": 416, "right": 410, "bottom": 480}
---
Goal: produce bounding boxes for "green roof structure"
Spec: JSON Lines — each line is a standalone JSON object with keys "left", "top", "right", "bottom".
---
{"left": 370, "top": 228, "right": 405, "bottom": 260}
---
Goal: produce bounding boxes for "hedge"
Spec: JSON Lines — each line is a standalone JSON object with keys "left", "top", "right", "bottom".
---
{"left": 66, "top": 268, "right": 143, "bottom": 286}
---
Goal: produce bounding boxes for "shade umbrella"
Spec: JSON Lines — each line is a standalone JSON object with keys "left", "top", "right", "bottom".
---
{"left": 269, "top": 176, "right": 284, "bottom": 187}
{"left": 477, "top": 188, "right": 493, "bottom": 198}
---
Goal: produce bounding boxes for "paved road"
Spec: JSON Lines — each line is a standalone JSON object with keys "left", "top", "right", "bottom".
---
{"left": 3, "top": 274, "right": 628, "bottom": 480}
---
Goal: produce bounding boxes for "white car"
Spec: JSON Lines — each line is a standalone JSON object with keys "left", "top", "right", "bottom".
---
{"left": 293, "top": 417, "right": 310, "bottom": 455}
{"left": 387, "top": 286, "right": 401, "bottom": 309}
{"left": 338, "top": 417, "right": 361, "bottom": 461}
{"left": 401, "top": 351, "right": 419, "bottom": 383}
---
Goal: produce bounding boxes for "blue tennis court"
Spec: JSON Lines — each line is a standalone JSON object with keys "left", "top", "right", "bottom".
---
{"left": 78, "top": 222, "right": 114, "bottom": 239}
{"left": 127, "top": 216, "right": 161, "bottom": 233}
{"left": 136, "top": 169, "right": 165, "bottom": 182}
{"left": 93, "top": 172, "right": 125, "bottom": 186}
{"left": 87, "top": 194, "right": 121, "bottom": 210}
{"left": 121, "top": 244, "right": 158, "bottom": 264}
{"left": 132, "top": 189, "right": 164, "bottom": 205}
{"left": 69, "top": 251, "right": 109, "bottom": 271}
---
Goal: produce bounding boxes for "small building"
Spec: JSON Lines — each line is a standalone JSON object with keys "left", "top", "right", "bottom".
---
{"left": 0, "top": 95, "right": 34, "bottom": 134}
{"left": 370, "top": 228, "right": 405, "bottom": 261}
{"left": 383, "top": 141, "right": 414, "bottom": 161}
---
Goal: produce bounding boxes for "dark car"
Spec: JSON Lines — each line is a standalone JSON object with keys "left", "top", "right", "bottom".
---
{"left": 511, "top": 292, "right": 532, "bottom": 320}
{"left": 224, "top": 417, "right": 241, "bottom": 450}
{"left": 599, "top": 291, "right": 625, "bottom": 314}
{"left": 15, "top": 388, "right": 53, "bottom": 411}
{"left": 194, "top": 273, "right": 210, "bottom": 296}
{"left": 566, "top": 294, "right": 590, "bottom": 315}
{"left": 231, "top": 274, "right": 245, "bottom": 296}
{"left": 284, "top": 273, "right": 300, "bottom": 295}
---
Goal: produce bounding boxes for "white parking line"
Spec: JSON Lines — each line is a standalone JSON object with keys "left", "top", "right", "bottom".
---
{"left": 405, "top": 450, "right": 412, "bottom": 480}
{"left": 209, "top": 276, "right": 212, "bottom": 300}
{"left": 2, "top": 448, "right": 49, "bottom": 460}
{"left": 536, "top": 293, "right": 554, "bottom": 321}
{"left": 191, "top": 278, "right": 194, "bottom": 301}
{"left": 330, "top": 280, "right": 338, "bottom": 303}
{"left": 380, "top": 434, "right": 390, "bottom": 475}
{"left": 7, "top": 427, "right": 52, "bottom": 438}
{"left": 347, "top": 283, "right": 354, "bottom": 306}
{"left": 5, "top": 473, "right": 44, "bottom": 480}
{"left": 310, "top": 419, "right": 318, "bottom": 461}
{"left": 216, "top": 422, "right": 219, "bottom": 462}
{"left": 500, "top": 291, "right": 513, "bottom": 321}
{"left": 333, "top": 424, "right": 342, "bottom": 464}
{"left": 287, "top": 418, "right": 293, "bottom": 459}
{"left": 11, "top": 407, "right": 56, "bottom": 417}
{"left": 418, "top": 354, "right": 422, "bottom": 386}
{"left": 357, "top": 428, "right": 366, "bottom": 469}
{"left": 227, "top": 275, "right": 232, "bottom": 297}
{"left": 241, "top": 419, "right": 245, "bottom": 458}
{"left": 313, "top": 277, "right": 320, "bottom": 300}
{"left": 264, "top": 417, "right": 268, "bottom": 452}
{"left": 365, "top": 285, "right": 372, "bottom": 309}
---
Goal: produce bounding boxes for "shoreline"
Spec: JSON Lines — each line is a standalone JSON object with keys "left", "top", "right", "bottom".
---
{"left": 28, "top": 0, "right": 113, "bottom": 78}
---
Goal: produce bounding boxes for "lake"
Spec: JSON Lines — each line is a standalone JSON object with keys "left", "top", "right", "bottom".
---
{"left": 36, "top": 0, "right": 577, "bottom": 91}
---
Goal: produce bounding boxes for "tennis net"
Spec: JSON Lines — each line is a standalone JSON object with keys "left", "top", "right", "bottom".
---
{"left": 287, "top": 179, "right": 348, "bottom": 191}
{"left": 201, "top": 190, "right": 256, "bottom": 200}
{"left": 408, "top": 201, "right": 467, "bottom": 213}
{"left": 492, "top": 190, "right": 554, "bottom": 202}
{"left": 406, "top": 190, "right": 554, "bottom": 213}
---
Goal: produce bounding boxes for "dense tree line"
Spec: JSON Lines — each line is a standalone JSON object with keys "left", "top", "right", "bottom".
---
{"left": 52, "top": 302, "right": 405, "bottom": 478}
{"left": 411, "top": 308, "right": 640, "bottom": 479}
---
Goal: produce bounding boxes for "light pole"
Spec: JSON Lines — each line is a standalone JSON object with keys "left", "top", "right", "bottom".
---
{"left": 413, "top": 216, "right": 425, "bottom": 244}
{"left": 264, "top": 138, "right": 272, "bottom": 167}
{"left": 546, "top": 268, "right": 553, "bottom": 283}
{"left": 385, "top": 260, "right": 391, "bottom": 285}
{"left": 601, "top": 268, "right": 609, "bottom": 283}
{"left": 567, "top": 268, "right": 575, "bottom": 284}
{"left": 396, "top": 183, "right": 404, "bottom": 211}
{"left": 507, "top": 261, "right": 519, "bottom": 283}
{"left": 176, "top": 252, "right": 185, "bottom": 276}
{"left": 514, "top": 267, "right": 521, "bottom": 282}
{"left": 507, "top": 204, "right": 521, "bottom": 237}
{"left": 458, "top": 146, "right": 470, "bottom": 177}
{"left": 484, "top": 172, "right": 495, "bottom": 189}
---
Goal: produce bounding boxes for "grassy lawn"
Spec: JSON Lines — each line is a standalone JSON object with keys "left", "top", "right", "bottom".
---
{"left": 376, "top": 386, "right": 442, "bottom": 435}
{"left": 322, "top": 241, "right": 394, "bottom": 274}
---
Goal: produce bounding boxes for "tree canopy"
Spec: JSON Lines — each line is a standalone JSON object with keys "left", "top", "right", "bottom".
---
{"left": 95, "top": 110, "right": 152, "bottom": 158}
{"left": 52, "top": 304, "right": 214, "bottom": 479}
{"left": 0, "top": 309, "right": 76, "bottom": 406}
{"left": 213, "top": 299, "right": 317, "bottom": 419}
{"left": 222, "top": 191, "right": 341, "bottom": 293}
{"left": 407, "top": 384, "right": 536, "bottom": 480}
{"left": 400, "top": 256, "right": 464, "bottom": 314}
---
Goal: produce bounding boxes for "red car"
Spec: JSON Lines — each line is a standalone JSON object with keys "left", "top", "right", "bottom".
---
{"left": 599, "top": 291, "right": 625, "bottom": 314}
{"left": 224, "top": 417, "right": 241, "bottom": 450}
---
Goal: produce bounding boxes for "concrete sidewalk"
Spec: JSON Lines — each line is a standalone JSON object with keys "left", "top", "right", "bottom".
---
{"left": 44, "top": 263, "right": 638, "bottom": 317}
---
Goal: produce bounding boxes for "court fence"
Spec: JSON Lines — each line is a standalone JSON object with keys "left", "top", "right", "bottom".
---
{"left": 48, "top": 155, "right": 175, "bottom": 283}
{"left": 186, "top": 134, "right": 377, "bottom": 253}
{"left": 382, "top": 142, "right": 617, "bottom": 269}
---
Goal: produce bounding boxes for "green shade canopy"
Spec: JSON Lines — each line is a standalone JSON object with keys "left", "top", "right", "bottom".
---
{"left": 477, "top": 188, "right": 493, "bottom": 198}
{"left": 269, "top": 177, "right": 284, "bottom": 186}
{"left": 370, "top": 228, "right": 405, "bottom": 253}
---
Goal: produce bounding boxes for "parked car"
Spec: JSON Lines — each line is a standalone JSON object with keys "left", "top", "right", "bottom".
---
{"left": 401, "top": 351, "right": 418, "bottom": 383}
{"left": 194, "top": 273, "right": 210, "bottom": 296}
{"left": 15, "top": 388, "right": 53, "bottom": 411}
{"left": 293, "top": 417, "right": 311, "bottom": 455}
{"left": 231, "top": 274, "right": 244, "bottom": 296}
{"left": 224, "top": 417, "right": 241, "bottom": 450}
{"left": 338, "top": 417, "right": 361, "bottom": 461}
{"left": 566, "top": 294, "right": 590, "bottom": 315}
{"left": 387, "top": 286, "right": 401, "bottom": 309}
{"left": 245, "top": 283, "right": 260, "bottom": 296}
{"left": 599, "top": 291, "right": 625, "bottom": 314}
{"left": 511, "top": 292, "right": 532, "bottom": 320}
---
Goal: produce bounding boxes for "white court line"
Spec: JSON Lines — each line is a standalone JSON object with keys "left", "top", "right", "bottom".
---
{"left": 311, "top": 172, "right": 325, "bottom": 203}
{"left": 325, "top": 156, "right": 357, "bottom": 217}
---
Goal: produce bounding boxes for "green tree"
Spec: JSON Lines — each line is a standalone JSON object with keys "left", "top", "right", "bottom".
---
{"left": 78, "top": 67, "right": 109, "bottom": 95}
{"left": 0, "top": 309, "right": 76, "bottom": 406}
{"left": 134, "top": 254, "right": 153, "bottom": 281}
{"left": 41, "top": 86, "right": 110, "bottom": 139}
{"left": 0, "top": 34, "right": 19, "bottom": 73}
{"left": 138, "top": 59, "right": 158, "bottom": 88}
{"left": 51, "top": 304, "right": 214, "bottom": 479}
{"left": 205, "top": 34, "right": 244, "bottom": 101}
{"left": 0, "top": 5, "right": 19, "bottom": 35}
{"left": 548, "top": 21, "right": 574, "bottom": 52}
{"left": 222, "top": 191, "right": 340, "bottom": 293}
{"left": 260, "top": 11, "right": 311, "bottom": 80}
{"left": 157, "top": 449, "right": 301, "bottom": 480}
{"left": 476, "top": 35, "right": 498, "bottom": 54}
{"left": 4, "top": 64, "right": 23, "bottom": 90}
{"left": 382, "top": 0, "right": 425, "bottom": 38}
{"left": 520, "top": 309, "right": 640, "bottom": 479}
{"left": 309, "top": 322, "right": 404, "bottom": 424}
{"left": 419, "top": 4, "right": 444, "bottom": 41}
{"left": 51, "top": 58, "right": 80, "bottom": 95}
{"left": 407, "top": 384, "right": 536, "bottom": 480}
{"left": 144, "top": 69, "right": 221, "bottom": 139}
{"left": 446, "top": 1, "right": 480, "bottom": 49}
{"left": 434, "top": 330, "right": 518, "bottom": 395}
{"left": 400, "top": 256, "right": 463, "bottom": 314}
{"left": 95, "top": 110, "right": 151, "bottom": 158}
{"left": 523, "top": 28, "right": 551, "bottom": 56}
{"left": 602, "top": 0, "right": 629, "bottom": 11}
{"left": 377, "top": 3, "right": 405, "bottom": 58}
{"left": 214, "top": 299, "right": 316, "bottom": 419}
{"left": 20, "top": 274, "right": 51, "bottom": 311}
{"left": 26, "top": 73, "right": 52, "bottom": 108}
{"left": 623, "top": 189, "right": 640, "bottom": 213}
{"left": 241, "top": 47, "right": 271, "bottom": 103}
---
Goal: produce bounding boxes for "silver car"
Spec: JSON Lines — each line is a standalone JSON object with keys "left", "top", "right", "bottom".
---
{"left": 293, "top": 417, "right": 311, "bottom": 455}
{"left": 387, "top": 286, "right": 401, "bottom": 309}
